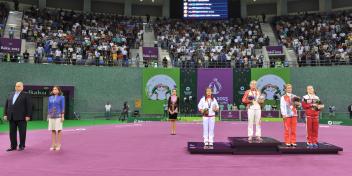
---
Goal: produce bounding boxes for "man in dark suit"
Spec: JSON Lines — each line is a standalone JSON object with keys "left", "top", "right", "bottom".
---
{"left": 348, "top": 104, "right": 352, "bottom": 119}
{"left": 3, "top": 82, "right": 32, "bottom": 151}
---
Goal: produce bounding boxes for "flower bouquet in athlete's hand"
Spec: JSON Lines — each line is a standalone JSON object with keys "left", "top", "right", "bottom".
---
{"left": 312, "top": 100, "right": 324, "bottom": 111}
{"left": 248, "top": 96, "right": 255, "bottom": 105}
{"left": 304, "top": 98, "right": 324, "bottom": 111}
{"left": 292, "top": 96, "right": 301, "bottom": 108}
{"left": 202, "top": 108, "right": 209, "bottom": 116}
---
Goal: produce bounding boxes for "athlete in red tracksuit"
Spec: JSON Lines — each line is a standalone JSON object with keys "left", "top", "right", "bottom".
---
{"left": 301, "top": 85, "right": 324, "bottom": 148}
{"left": 280, "top": 84, "right": 299, "bottom": 147}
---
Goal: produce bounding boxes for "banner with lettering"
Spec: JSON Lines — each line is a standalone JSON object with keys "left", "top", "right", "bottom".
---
{"left": 197, "top": 69, "right": 233, "bottom": 110}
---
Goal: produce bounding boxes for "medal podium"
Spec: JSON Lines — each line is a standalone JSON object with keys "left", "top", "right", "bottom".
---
{"left": 188, "top": 137, "right": 343, "bottom": 155}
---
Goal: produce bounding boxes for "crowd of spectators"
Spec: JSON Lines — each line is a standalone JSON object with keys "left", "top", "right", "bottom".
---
{"left": 20, "top": 7, "right": 144, "bottom": 66}
{"left": 2, "top": 5, "right": 352, "bottom": 69}
{"left": 273, "top": 11, "right": 352, "bottom": 67}
{"left": 153, "top": 18, "right": 269, "bottom": 68}
{"left": 0, "top": 2, "right": 9, "bottom": 37}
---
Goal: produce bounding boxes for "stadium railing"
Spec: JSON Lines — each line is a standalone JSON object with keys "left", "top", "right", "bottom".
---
{"left": 1, "top": 55, "right": 351, "bottom": 68}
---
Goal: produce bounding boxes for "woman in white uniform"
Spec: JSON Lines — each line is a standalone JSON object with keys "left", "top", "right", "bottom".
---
{"left": 198, "top": 87, "right": 219, "bottom": 146}
{"left": 242, "top": 80, "right": 265, "bottom": 142}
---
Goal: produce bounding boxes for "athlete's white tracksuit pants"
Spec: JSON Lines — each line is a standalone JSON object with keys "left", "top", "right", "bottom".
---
{"left": 248, "top": 109, "right": 261, "bottom": 137}
{"left": 203, "top": 116, "right": 215, "bottom": 143}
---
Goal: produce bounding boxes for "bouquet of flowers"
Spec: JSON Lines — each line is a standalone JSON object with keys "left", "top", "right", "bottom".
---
{"left": 248, "top": 96, "right": 255, "bottom": 105}
{"left": 202, "top": 108, "right": 209, "bottom": 116}
{"left": 292, "top": 96, "right": 301, "bottom": 108}
{"left": 304, "top": 98, "right": 324, "bottom": 111}
{"left": 312, "top": 100, "right": 324, "bottom": 111}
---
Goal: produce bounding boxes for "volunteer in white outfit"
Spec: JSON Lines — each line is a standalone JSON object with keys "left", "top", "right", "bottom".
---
{"left": 198, "top": 87, "right": 219, "bottom": 146}
{"left": 241, "top": 80, "right": 265, "bottom": 142}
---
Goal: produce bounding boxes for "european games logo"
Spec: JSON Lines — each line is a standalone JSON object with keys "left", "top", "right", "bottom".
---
{"left": 184, "top": 86, "right": 192, "bottom": 96}
{"left": 238, "top": 86, "right": 246, "bottom": 95}
{"left": 208, "top": 78, "right": 222, "bottom": 95}
{"left": 328, "top": 121, "right": 343, "bottom": 125}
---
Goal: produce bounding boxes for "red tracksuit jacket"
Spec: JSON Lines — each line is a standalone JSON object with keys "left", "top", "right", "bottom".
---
{"left": 301, "top": 94, "right": 321, "bottom": 117}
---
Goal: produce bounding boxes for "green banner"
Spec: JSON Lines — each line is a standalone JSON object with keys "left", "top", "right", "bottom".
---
{"left": 233, "top": 68, "right": 251, "bottom": 107}
{"left": 320, "top": 118, "right": 352, "bottom": 126}
{"left": 251, "top": 68, "right": 290, "bottom": 107}
{"left": 180, "top": 68, "right": 197, "bottom": 114}
{"left": 142, "top": 68, "right": 180, "bottom": 114}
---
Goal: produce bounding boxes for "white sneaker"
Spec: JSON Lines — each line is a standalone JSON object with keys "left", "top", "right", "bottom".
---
{"left": 248, "top": 137, "right": 253, "bottom": 141}
{"left": 256, "top": 137, "right": 263, "bottom": 142}
{"left": 209, "top": 142, "right": 214, "bottom": 146}
{"left": 204, "top": 142, "right": 209, "bottom": 146}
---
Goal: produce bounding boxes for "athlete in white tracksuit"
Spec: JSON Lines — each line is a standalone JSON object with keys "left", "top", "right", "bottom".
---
{"left": 198, "top": 88, "right": 219, "bottom": 146}
{"left": 242, "top": 80, "right": 264, "bottom": 141}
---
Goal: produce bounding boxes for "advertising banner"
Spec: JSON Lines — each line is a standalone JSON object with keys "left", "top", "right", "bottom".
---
{"left": 142, "top": 68, "right": 180, "bottom": 114}
{"left": 197, "top": 69, "right": 233, "bottom": 110}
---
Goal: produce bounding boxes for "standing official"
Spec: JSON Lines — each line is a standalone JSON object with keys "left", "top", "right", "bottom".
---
{"left": 47, "top": 86, "right": 65, "bottom": 151}
{"left": 3, "top": 82, "right": 32, "bottom": 151}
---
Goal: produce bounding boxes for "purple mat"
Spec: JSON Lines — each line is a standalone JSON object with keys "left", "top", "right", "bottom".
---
{"left": 0, "top": 122, "right": 351, "bottom": 176}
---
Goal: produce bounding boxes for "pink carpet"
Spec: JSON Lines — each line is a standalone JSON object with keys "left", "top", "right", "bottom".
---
{"left": 0, "top": 121, "right": 350, "bottom": 176}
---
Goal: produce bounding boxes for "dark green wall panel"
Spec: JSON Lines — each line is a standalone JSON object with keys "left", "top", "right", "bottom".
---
{"left": 291, "top": 66, "right": 352, "bottom": 113}
{"left": 0, "top": 63, "right": 142, "bottom": 118}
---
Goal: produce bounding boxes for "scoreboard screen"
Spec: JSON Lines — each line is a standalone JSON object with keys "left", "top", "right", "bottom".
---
{"left": 183, "top": 0, "right": 228, "bottom": 20}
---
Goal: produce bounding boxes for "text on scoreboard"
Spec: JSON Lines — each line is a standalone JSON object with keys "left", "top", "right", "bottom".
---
{"left": 183, "top": 0, "right": 228, "bottom": 19}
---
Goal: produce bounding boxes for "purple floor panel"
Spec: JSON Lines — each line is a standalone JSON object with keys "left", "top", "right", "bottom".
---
{"left": 0, "top": 122, "right": 350, "bottom": 176}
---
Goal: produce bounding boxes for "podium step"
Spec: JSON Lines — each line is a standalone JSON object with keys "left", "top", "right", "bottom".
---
{"left": 278, "top": 142, "right": 343, "bottom": 154}
{"left": 187, "top": 142, "right": 233, "bottom": 154}
{"left": 187, "top": 137, "right": 343, "bottom": 155}
{"left": 228, "top": 137, "right": 281, "bottom": 146}
{"left": 228, "top": 137, "right": 281, "bottom": 154}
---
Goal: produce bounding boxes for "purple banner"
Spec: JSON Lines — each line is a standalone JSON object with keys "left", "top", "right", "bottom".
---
{"left": 142, "top": 47, "right": 158, "bottom": 59}
{"left": 220, "top": 111, "right": 240, "bottom": 120}
{"left": 221, "top": 110, "right": 281, "bottom": 120}
{"left": 266, "top": 46, "right": 284, "bottom": 55}
{"left": 221, "top": 110, "right": 306, "bottom": 120}
{"left": 0, "top": 38, "right": 21, "bottom": 53}
{"left": 197, "top": 69, "right": 233, "bottom": 109}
